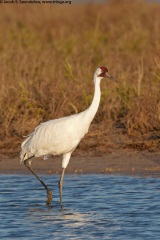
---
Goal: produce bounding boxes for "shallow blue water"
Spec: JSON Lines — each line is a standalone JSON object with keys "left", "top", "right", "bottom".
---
{"left": 0, "top": 174, "right": 160, "bottom": 239}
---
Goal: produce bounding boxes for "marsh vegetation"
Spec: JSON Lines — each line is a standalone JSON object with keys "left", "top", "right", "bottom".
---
{"left": 0, "top": 0, "right": 160, "bottom": 155}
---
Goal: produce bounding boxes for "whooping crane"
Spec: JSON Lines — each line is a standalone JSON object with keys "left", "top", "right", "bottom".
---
{"left": 20, "top": 66, "right": 115, "bottom": 206}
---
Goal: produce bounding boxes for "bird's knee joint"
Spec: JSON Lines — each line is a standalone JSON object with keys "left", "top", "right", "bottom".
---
{"left": 24, "top": 159, "right": 32, "bottom": 168}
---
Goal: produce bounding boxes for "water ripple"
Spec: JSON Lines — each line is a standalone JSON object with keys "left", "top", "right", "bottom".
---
{"left": 0, "top": 174, "right": 160, "bottom": 239}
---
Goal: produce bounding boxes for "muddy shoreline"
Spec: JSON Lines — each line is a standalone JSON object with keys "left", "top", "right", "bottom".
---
{"left": 0, "top": 148, "right": 160, "bottom": 177}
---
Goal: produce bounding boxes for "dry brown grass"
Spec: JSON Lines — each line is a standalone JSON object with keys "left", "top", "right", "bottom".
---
{"left": 0, "top": 0, "right": 160, "bottom": 155}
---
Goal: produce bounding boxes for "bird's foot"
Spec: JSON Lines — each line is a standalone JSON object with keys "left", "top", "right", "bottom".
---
{"left": 46, "top": 189, "right": 52, "bottom": 205}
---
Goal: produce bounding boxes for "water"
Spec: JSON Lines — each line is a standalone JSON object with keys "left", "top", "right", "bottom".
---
{"left": 0, "top": 174, "right": 160, "bottom": 239}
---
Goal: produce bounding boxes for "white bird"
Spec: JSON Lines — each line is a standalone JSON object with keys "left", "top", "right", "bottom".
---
{"left": 20, "top": 66, "right": 115, "bottom": 206}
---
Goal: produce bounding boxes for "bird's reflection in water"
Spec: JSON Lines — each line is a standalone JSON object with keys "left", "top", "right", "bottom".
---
{"left": 27, "top": 205, "right": 94, "bottom": 228}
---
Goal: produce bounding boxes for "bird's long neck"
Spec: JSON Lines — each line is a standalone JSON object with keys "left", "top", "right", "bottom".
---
{"left": 84, "top": 77, "right": 101, "bottom": 125}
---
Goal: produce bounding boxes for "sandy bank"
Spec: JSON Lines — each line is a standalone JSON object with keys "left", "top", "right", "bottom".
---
{"left": 0, "top": 148, "right": 160, "bottom": 177}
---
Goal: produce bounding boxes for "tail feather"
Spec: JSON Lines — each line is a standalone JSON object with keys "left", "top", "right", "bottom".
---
{"left": 20, "top": 136, "right": 33, "bottom": 164}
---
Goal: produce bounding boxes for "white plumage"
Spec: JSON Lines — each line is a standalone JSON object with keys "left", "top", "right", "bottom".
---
{"left": 21, "top": 112, "right": 89, "bottom": 167}
{"left": 20, "top": 66, "right": 114, "bottom": 206}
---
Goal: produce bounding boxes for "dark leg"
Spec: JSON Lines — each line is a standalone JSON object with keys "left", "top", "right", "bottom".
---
{"left": 24, "top": 159, "right": 52, "bottom": 205}
{"left": 58, "top": 168, "right": 65, "bottom": 207}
